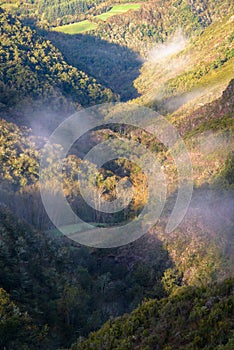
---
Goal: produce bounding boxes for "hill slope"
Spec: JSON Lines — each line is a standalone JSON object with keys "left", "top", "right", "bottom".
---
{"left": 0, "top": 1, "right": 233, "bottom": 350}
{"left": 133, "top": 13, "right": 234, "bottom": 113}
{"left": 0, "top": 8, "right": 116, "bottom": 128}
{"left": 72, "top": 277, "right": 234, "bottom": 350}
{"left": 90, "top": 0, "right": 234, "bottom": 56}
{"left": 42, "top": 1, "right": 234, "bottom": 103}
{"left": 0, "top": 204, "right": 171, "bottom": 348}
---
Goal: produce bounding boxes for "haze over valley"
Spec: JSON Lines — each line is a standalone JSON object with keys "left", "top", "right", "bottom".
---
{"left": 0, "top": 1, "right": 233, "bottom": 349}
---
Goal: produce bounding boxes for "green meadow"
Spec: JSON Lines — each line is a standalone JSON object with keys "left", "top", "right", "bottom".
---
{"left": 54, "top": 3, "right": 141, "bottom": 34}
{"left": 53, "top": 19, "right": 98, "bottom": 34}
{"left": 97, "top": 3, "right": 141, "bottom": 21}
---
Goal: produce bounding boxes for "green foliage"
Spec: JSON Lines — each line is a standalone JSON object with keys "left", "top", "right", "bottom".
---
{"left": 221, "top": 152, "right": 234, "bottom": 185}
{"left": 0, "top": 205, "right": 169, "bottom": 348}
{"left": 0, "top": 2, "right": 233, "bottom": 350}
{"left": 1, "top": 0, "right": 107, "bottom": 25}
{"left": 0, "top": 287, "right": 48, "bottom": 349}
{"left": 0, "top": 8, "right": 116, "bottom": 116}
{"left": 0, "top": 119, "right": 39, "bottom": 187}
{"left": 54, "top": 3, "right": 141, "bottom": 33}
{"left": 72, "top": 278, "right": 234, "bottom": 350}
{"left": 90, "top": 0, "right": 234, "bottom": 56}
{"left": 162, "top": 268, "right": 182, "bottom": 293}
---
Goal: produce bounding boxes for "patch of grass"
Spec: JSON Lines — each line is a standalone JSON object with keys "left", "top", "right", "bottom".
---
{"left": 45, "top": 222, "right": 111, "bottom": 236}
{"left": 45, "top": 223, "right": 95, "bottom": 236}
{"left": 97, "top": 3, "right": 141, "bottom": 21}
{"left": 0, "top": 2, "right": 19, "bottom": 9}
{"left": 54, "top": 20, "right": 97, "bottom": 34}
{"left": 53, "top": 3, "right": 141, "bottom": 34}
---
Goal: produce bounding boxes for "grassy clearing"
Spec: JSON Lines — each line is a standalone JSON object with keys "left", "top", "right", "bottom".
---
{"left": 54, "top": 3, "right": 141, "bottom": 34}
{"left": 46, "top": 223, "right": 95, "bottom": 236}
{"left": 97, "top": 3, "right": 141, "bottom": 21}
{"left": 53, "top": 20, "right": 97, "bottom": 34}
{"left": 45, "top": 222, "right": 111, "bottom": 236}
{"left": 0, "top": 2, "right": 19, "bottom": 9}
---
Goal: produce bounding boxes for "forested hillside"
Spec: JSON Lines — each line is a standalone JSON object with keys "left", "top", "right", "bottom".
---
{"left": 46, "top": 31, "right": 142, "bottom": 100}
{"left": 0, "top": 73, "right": 233, "bottom": 350}
{"left": 0, "top": 0, "right": 108, "bottom": 25}
{"left": 0, "top": 0, "right": 140, "bottom": 26}
{"left": 72, "top": 277, "right": 234, "bottom": 350}
{"left": 0, "top": 0, "right": 233, "bottom": 349}
{"left": 133, "top": 13, "right": 234, "bottom": 111}
{"left": 0, "top": 8, "right": 116, "bottom": 129}
{"left": 90, "top": 0, "right": 234, "bottom": 56}
{"left": 0, "top": 205, "right": 172, "bottom": 348}
{"left": 42, "top": 1, "right": 234, "bottom": 103}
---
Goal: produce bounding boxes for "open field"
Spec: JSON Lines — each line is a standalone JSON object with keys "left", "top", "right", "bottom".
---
{"left": 53, "top": 19, "right": 98, "bottom": 34}
{"left": 45, "top": 222, "right": 111, "bottom": 237}
{"left": 46, "top": 223, "right": 95, "bottom": 237}
{"left": 54, "top": 3, "right": 141, "bottom": 34}
{"left": 0, "top": 2, "right": 19, "bottom": 9}
{"left": 97, "top": 3, "right": 141, "bottom": 21}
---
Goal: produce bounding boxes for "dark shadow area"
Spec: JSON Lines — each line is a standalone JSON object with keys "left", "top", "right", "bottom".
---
{"left": 45, "top": 30, "right": 143, "bottom": 101}
{"left": 0, "top": 202, "right": 173, "bottom": 349}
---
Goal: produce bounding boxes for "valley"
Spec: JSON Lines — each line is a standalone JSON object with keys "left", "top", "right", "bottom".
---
{"left": 0, "top": 1, "right": 233, "bottom": 349}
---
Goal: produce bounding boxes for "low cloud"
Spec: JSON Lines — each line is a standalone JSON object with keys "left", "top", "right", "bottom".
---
{"left": 148, "top": 30, "right": 188, "bottom": 62}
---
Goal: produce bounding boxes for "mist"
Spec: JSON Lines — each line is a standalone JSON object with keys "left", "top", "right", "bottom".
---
{"left": 186, "top": 189, "right": 234, "bottom": 266}
{"left": 143, "top": 30, "right": 192, "bottom": 109}
{"left": 163, "top": 88, "right": 206, "bottom": 112}
{"left": 148, "top": 30, "right": 188, "bottom": 62}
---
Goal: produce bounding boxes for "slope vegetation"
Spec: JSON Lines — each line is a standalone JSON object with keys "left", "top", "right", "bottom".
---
{"left": 54, "top": 3, "right": 142, "bottom": 34}
{"left": 72, "top": 278, "right": 234, "bottom": 350}
{"left": 133, "top": 13, "right": 234, "bottom": 113}
{"left": 0, "top": 8, "right": 116, "bottom": 127}
{"left": 0, "top": 2, "right": 233, "bottom": 350}
{"left": 91, "top": 0, "right": 234, "bottom": 56}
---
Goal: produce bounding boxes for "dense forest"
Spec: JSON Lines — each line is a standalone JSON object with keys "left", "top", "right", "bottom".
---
{"left": 0, "top": 205, "right": 173, "bottom": 348}
{"left": 0, "top": 0, "right": 138, "bottom": 25}
{"left": 72, "top": 277, "right": 234, "bottom": 349}
{"left": 89, "top": 0, "right": 234, "bottom": 56}
{"left": 0, "top": 0, "right": 233, "bottom": 349}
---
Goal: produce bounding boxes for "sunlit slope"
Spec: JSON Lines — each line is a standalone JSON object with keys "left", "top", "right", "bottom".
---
{"left": 129, "top": 14, "right": 234, "bottom": 195}
{"left": 132, "top": 14, "right": 234, "bottom": 114}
